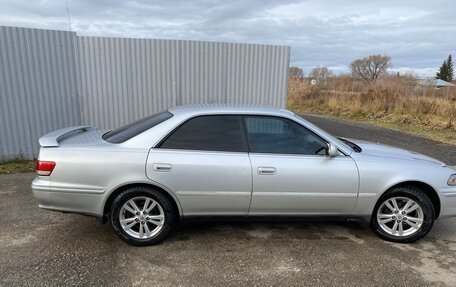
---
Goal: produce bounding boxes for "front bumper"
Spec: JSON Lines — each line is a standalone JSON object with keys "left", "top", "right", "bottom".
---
{"left": 31, "top": 178, "right": 105, "bottom": 219}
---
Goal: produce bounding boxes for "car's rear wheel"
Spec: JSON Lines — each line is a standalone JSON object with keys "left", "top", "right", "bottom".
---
{"left": 371, "top": 186, "right": 435, "bottom": 243}
{"left": 110, "top": 187, "right": 175, "bottom": 246}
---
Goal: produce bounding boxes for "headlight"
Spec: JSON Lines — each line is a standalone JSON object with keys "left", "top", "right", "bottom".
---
{"left": 449, "top": 174, "right": 456, "bottom": 186}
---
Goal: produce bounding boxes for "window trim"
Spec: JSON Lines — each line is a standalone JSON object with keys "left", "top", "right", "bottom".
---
{"left": 242, "top": 115, "right": 331, "bottom": 156}
{"left": 155, "top": 114, "right": 249, "bottom": 153}
{"left": 239, "top": 115, "right": 251, "bottom": 152}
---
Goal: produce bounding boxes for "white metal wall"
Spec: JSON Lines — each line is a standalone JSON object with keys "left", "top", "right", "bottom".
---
{"left": 0, "top": 26, "right": 290, "bottom": 161}
{"left": 0, "top": 26, "right": 81, "bottom": 161}
{"left": 77, "top": 37, "right": 290, "bottom": 129}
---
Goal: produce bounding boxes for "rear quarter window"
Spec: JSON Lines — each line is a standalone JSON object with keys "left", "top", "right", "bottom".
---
{"left": 103, "top": 111, "right": 173, "bottom": 143}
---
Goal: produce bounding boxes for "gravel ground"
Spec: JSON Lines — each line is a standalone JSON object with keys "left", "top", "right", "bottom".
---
{"left": 1, "top": 115, "right": 455, "bottom": 286}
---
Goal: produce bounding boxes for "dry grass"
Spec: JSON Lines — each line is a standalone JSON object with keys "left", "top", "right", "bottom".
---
{"left": 0, "top": 160, "right": 35, "bottom": 174}
{"left": 287, "top": 76, "right": 456, "bottom": 145}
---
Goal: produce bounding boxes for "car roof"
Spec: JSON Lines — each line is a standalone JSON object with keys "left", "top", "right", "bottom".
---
{"left": 123, "top": 104, "right": 353, "bottom": 155}
{"left": 168, "top": 104, "right": 295, "bottom": 117}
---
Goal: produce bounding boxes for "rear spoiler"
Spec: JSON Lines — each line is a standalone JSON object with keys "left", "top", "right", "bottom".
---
{"left": 39, "top": 126, "right": 96, "bottom": 147}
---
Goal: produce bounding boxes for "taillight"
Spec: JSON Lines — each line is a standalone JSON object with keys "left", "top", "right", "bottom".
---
{"left": 36, "top": 161, "right": 56, "bottom": 176}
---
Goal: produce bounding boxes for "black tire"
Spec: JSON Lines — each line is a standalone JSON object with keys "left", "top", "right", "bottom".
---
{"left": 371, "top": 186, "right": 435, "bottom": 243}
{"left": 110, "top": 186, "right": 175, "bottom": 246}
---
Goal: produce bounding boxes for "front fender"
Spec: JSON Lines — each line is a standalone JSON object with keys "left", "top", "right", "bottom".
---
{"left": 351, "top": 155, "right": 450, "bottom": 216}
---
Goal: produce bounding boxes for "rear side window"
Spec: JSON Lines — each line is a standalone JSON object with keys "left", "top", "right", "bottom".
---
{"left": 103, "top": 111, "right": 173, "bottom": 143}
{"left": 159, "top": 115, "right": 245, "bottom": 152}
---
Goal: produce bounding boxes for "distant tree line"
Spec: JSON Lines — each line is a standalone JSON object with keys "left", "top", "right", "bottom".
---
{"left": 289, "top": 53, "right": 454, "bottom": 84}
{"left": 288, "top": 66, "right": 334, "bottom": 87}
{"left": 288, "top": 54, "right": 391, "bottom": 84}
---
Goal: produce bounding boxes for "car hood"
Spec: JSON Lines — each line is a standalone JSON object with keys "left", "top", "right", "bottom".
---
{"left": 348, "top": 139, "right": 445, "bottom": 166}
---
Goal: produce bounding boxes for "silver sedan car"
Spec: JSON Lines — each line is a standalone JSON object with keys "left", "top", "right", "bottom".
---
{"left": 32, "top": 105, "right": 456, "bottom": 245}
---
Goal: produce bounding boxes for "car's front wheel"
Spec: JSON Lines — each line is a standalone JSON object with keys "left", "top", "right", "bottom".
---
{"left": 110, "top": 187, "right": 175, "bottom": 246}
{"left": 371, "top": 186, "right": 435, "bottom": 243}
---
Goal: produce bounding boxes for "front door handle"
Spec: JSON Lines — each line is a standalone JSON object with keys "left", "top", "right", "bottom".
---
{"left": 258, "top": 167, "right": 276, "bottom": 175}
{"left": 153, "top": 163, "right": 172, "bottom": 172}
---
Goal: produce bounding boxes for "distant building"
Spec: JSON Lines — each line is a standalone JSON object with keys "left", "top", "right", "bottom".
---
{"left": 421, "top": 78, "right": 456, "bottom": 87}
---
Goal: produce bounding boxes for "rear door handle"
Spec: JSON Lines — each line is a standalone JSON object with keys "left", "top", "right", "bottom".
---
{"left": 153, "top": 163, "right": 172, "bottom": 172}
{"left": 258, "top": 167, "right": 276, "bottom": 175}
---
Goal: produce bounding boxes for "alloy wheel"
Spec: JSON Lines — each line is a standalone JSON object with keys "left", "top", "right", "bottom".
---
{"left": 119, "top": 196, "right": 165, "bottom": 239}
{"left": 377, "top": 196, "right": 424, "bottom": 237}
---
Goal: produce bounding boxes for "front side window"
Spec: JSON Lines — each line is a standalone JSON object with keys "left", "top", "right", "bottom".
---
{"left": 244, "top": 116, "right": 328, "bottom": 155}
{"left": 159, "top": 115, "right": 245, "bottom": 152}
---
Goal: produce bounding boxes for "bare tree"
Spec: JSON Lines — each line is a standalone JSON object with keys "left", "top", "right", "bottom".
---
{"left": 288, "top": 66, "right": 304, "bottom": 79}
{"left": 310, "top": 66, "right": 333, "bottom": 86}
{"left": 350, "top": 55, "right": 391, "bottom": 83}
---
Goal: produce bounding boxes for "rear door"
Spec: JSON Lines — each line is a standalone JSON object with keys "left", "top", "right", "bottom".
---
{"left": 244, "top": 116, "right": 359, "bottom": 215}
{"left": 146, "top": 115, "right": 252, "bottom": 216}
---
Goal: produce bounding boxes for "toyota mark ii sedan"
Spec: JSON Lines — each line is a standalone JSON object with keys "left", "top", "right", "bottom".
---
{"left": 32, "top": 105, "right": 456, "bottom": 245}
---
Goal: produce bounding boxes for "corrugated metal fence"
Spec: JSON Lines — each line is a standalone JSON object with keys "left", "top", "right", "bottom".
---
{"left": 0, "top": 26, "right": 81, "bottom": 162}
{"left": 0, "top": 26, "right": 290, "bottom": 162}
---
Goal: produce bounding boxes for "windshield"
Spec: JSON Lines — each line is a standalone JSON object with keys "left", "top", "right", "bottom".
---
{"left": 103, "top": 111, "right": 173, "bottom": 143}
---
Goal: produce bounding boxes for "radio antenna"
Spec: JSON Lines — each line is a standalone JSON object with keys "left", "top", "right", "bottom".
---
{"left": 65, "top": 0, "right": 72, "bottom": 31}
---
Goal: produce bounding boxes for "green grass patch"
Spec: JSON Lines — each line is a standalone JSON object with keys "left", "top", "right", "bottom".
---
{"left": 0, "top": 160, "right": 35, "bottom": 174}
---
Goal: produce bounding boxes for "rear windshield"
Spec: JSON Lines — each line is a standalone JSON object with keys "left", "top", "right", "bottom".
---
{"left": 103, "top": 111, "right": 173, "bottom": 143}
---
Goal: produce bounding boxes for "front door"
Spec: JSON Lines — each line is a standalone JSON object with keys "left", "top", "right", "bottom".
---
{"left": 146, "top": 115, "right": 252, "bottom": 216}
{"left": 244, "top": 116, "right": 359, "bottom": 215}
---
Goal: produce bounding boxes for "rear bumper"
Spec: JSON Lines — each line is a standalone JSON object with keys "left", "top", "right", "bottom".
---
{"left": 31, "top": 178, "right": 105, "bottom": 220}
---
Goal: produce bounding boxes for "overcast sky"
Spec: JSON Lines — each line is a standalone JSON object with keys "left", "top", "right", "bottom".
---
{"left": 0, "top": 0, "right": 454, "bottom": 77}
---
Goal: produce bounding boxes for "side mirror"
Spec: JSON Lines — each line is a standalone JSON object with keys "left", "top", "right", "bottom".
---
{"left": 327, "top": 143, "right": 338, "bottom": 157}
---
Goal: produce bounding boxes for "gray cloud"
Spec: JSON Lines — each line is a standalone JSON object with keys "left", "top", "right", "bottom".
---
{"left": 0, "top": 0, "right": 454, "bottom": 76}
